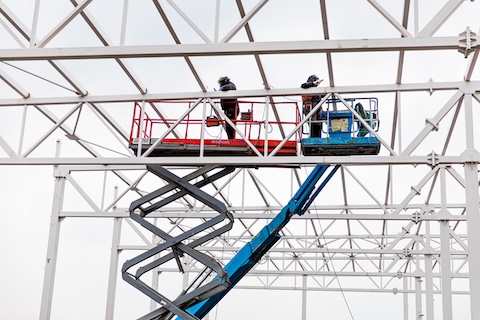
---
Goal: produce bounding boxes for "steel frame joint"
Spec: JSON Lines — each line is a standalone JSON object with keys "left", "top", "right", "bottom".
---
{"left": 460, "top": 148, "right": 480, "bottom": 164}
{"left": 459, "top": 26, "right": 477, "bottom": 58}
{"left": 437, "top": 208, "right": 452, "bottom": 222}
{"left": 52, "top": 166, "right": 69, "bottom": 178}
{"left": 410, "top": 185, "right": 421, "bottom": 195}
{"left": 412, "top": 211, "right": 423, "bottom": 224}
{"left": 427, "top": 150, "right": 440, "bottom": 168}
{"left": 425, "top": 118, "right": 439, "bottom": 131}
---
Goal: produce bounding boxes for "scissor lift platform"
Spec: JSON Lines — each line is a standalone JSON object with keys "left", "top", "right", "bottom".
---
{"left": 301, "top": 136, "right": 380, "bottom": 156}
{"left": 130, "top": 138, "right": 298, "bottom": 157}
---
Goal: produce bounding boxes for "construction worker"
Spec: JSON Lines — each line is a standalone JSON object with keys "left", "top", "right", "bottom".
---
{"left": 218, "top": 76, "right": 238, "bottom": 139}
{"left": 301, "top": 75, "right": 324, "bottom": 138}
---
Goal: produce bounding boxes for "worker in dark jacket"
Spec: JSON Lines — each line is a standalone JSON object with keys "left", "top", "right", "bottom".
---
{"left": 218, "top": 76, "right": 238, "bottom": 139}
{"left": 301, "top": 75, "right": 324, "bottom": 138}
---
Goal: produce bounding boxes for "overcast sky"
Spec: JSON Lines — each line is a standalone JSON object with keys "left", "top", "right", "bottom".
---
{"left": 0, "top": 1, "right": 479, "bottom": 320}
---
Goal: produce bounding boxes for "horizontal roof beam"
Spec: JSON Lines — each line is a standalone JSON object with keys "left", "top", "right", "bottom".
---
{"left": 0, "top": 154, "right": 475, "bottom": 166}
{"left": 1, "top": 80, "right": 479, "bottom": 107}
{"left": 0, "top": 36, "right": 465, "bottom": 61}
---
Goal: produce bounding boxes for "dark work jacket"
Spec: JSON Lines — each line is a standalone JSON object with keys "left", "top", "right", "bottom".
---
{"left": 301, "top": 81, "right": 321, "bottom": 106}
{"left": 219, "top": 82, "right": 237, "bottom": 111}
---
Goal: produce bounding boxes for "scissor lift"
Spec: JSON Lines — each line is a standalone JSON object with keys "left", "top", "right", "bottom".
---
{"left": 122, "top": 164, "right": 339, "bottom": 320}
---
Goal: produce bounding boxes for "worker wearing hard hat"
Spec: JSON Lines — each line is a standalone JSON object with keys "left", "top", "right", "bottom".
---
{"left": 218, "top": 76, "right": 238, "bottom": 139}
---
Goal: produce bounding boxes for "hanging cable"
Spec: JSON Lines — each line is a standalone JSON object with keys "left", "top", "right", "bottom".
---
{"left": 269, "top": 85, "right": 303, "bottom": 103}
{"left": 0, "top": 61, "right": 81, "bottom": 95}
{"left": 73, "top": 138, "right": 132, "bottom": 157}
{"left": 304, "top": 166, "right": 356, "bottom": 320}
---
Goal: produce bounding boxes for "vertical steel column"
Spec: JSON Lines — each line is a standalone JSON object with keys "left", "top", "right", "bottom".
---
{"left": 106, "top": 186, "right": 121, "bottom": 319}
{"left": 439, "top": 168, "right": 453, "bottom": 320}
{"left": 403, "top": 276, "right": 409, "bottom": 320}
{"left": 137, "top": 100, "right": 145, "bottom": 157}
{"left": 415, "top": 276, "right": 423, "bottom": 320}
{"left": 200, "top": 99, "right": 207, "bottom": 157}
{"left": 105, "top": 216, "right": 122, "bottom": 320}
{"left": 18, "top": 105, "right": 27, "bottom": 155}
{"left": 463, "top": 93, "right": 480, "bottom": 320}
{"left": 302, "top": 275, "right": 307, "bottom": 320}
{"left": 31, "top": 0, "right": 41, "bottom": 47}
{"left": 424, "top": 221, "right": 435, "bottom": 320}
{"left": 264, "top": 96, "right": 270, "bottom": 157}
{"left": 39, "top": 141, "right": 66, "bottom": 320}
{"left": 150, "top": 218, "right": 161, "bottom": 313}
{"left": 120, "top": 0, "right": 129, "bottom": 45}
{"left": 415, "top": 239, "right": 423, "bottom": 320}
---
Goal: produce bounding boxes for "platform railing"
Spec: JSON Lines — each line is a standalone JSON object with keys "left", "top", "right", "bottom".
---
{"left": 129, "top": 99, "right": 302, "bottom": 144}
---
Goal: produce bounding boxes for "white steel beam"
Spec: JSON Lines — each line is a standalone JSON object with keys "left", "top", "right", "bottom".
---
{"left": 0, "top": 1, "right": 31, "bottom": 41}
{"left": 0, "top": 155, "right": 474, "bottom": 166}
{"left": 391, "top": 167, "right": 440, "bottom": 215}
{"left": 231, "top": 285, "right": 469, "bottom": 295}
{"left": 417, "top": 0, "right": 464, "bottom": 37}
{"left": 233, "top": 1, "right": 288, "bottom": 139}
{"left": 0, "top": 37, "right": 465, "bottom": 61}
{"left": 319, "top": 0, "right": 335, "bottom": 87}
{"left": 367, "top": 0, "right": 413, "bottom": 38}
{"left": 424, "top": 222, "right": 435, "bottom": 320}
{"left": 58, "top": 210, "right": 469, "bottom": 221}
{"left": 39, "top": 167, "right": 66, "bottom": 320}
{"left": 0, "top": 134, "right": 18, "bottom": 158}
{"left": 70, "top": 0, "right": 147, "bottom": 94}
{"left": 0, "top": 2, "right": 88, "bottom": 95}
{"left": 463, "top": 94, "right": 480, "bottom": 320}
{"left": 152, "top": 268, "right": 467, "bottom": 279}
{"left": 415, "top": 275, "right": 423, "bottom": 320}
{"left": 401, "top": 90, "right": 463, "bottom": 156}
{"left": 0, "top": 2, "right": 477, "bottom": 319}
{"left": 105, "top": 216, "right": 122, "bottom": 320}
{"left": 0, "top": 65, "right": 30, "bottom": 98}
{"left": 165, "top": 0, "right": 212, "bottom": 44}
{"left": 151, "top": 0, "right": 208, "bottom": 92}
{"left": 30, "top": 0, "right": 40, "bottom": 48}
{"left": 464, "top": 28, "right": 480, "bottom": 81}
{"left": 135, "top": 246, "right": 465, "bottom": 256}
{"left": 65, "top": 174, "right": 102, "bottom": 212}
{"left": 301, "top": 275, "right": 307, "bottom": 320}
{"left": 220, "top": 0, "right": 269, "bottom": 43}
{"left": 403, "top": 276, "right": 409, "bottom": 320}
{"left": 439, "top": 168, "right": 453, "bottom": 320}
{"left": 36, "top": 0, "right": 93, "bottom": 48}
{"left": 22, "top": 103, "right": 83, "bottom": 157}
{"left": 0, "top": 80, "right": 475, "bottom": 107}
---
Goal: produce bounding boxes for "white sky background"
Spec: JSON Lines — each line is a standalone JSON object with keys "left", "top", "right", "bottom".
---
{"left": 0, "top": 1, "right": 480, "bottom": 319}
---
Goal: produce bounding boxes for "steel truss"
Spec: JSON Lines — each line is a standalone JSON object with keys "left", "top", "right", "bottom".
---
{"left": 0, "top": 1, "right": 479, "bottom": 320}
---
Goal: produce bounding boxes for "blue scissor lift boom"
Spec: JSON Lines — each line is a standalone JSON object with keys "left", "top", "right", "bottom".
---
{"left": 183, "top": 164, "right": 339, "bottom": 320}
{"left": 123, "top": 164, "right": 339, "bottom": 320}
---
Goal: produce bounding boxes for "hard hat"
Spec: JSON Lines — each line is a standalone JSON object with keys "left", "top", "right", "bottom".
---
{"left": 218, "top": 76, "right": 230, "bottom": 85}
{"left": 307, "top": 75, "right": 319, "bottom": 83}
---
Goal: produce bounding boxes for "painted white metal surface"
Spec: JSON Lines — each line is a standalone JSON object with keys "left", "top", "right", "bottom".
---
{"left": 0, "top": 1, "right": 478, "bottom": 320}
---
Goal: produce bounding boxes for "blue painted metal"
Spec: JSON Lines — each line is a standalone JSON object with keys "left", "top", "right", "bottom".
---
{"left": 302, "top": 136, "right": 380, "bottom": 146}
{"left": 301, "top": 136, "right": 381, "bottom": 156}
{"left": 323, "top": 110, "right": 353, "bottom": 138}
{"left": 301, "top": 97, "right": 381, "bottom": 156}
{"left": 179, "top": 164, "right": 339, "bottom": 319}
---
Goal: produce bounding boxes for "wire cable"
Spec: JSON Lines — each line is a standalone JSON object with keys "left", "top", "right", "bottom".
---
{"left": 305, "top": 166, "right": 356, "bottom": 320}
{"left": 0, "top": 61, "right": 81, "bottom": 94}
